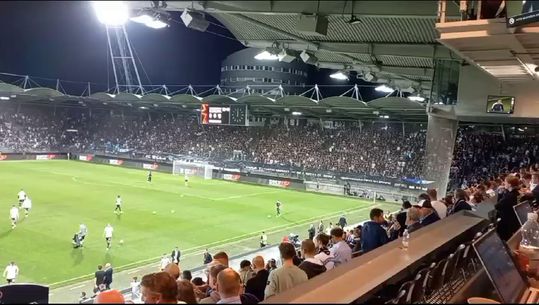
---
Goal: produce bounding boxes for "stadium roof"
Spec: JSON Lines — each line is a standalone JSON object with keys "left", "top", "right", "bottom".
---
{"left": 127, "top": 1, "right": 463, "bottom": 97}
{"left": 0, "top": 82, "right": 427, "bottom": 122}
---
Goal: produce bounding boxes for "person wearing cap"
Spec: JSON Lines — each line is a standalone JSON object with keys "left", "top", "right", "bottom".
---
{"left": 416, "top": 195, "right": 440, "bottom": 227}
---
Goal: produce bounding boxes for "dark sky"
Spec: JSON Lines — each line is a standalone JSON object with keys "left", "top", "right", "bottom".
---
{"left": 0, "top": 1, "right": 377, "bottom": 99}
{"left": 0, "top": 1, "right": 245, "bottom": 92}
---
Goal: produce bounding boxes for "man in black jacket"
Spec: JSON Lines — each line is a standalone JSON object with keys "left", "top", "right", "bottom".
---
{"left": 171, "top": 246, "right": 181, "bottom": 265}
{"left": 450, "top": 189, "right": 473, "bottom": 215}
{"left": 94, "top": 265, "right": 105, "bottom": 291}
{"left": 396, "top": 201, "right": 411, "bottom": 237}
{"left": 244, "top": 255, "right": 269, "bottom": 302}
{"left": 521, "top": 173, "right": 539, "bottom": 204}
{"left": 417, "top": 198, "right": 440, "bottom": 227}
{"left": 298, "top": 239, "right": 326, "bottom": 279}
{"left": 103, "top": 263, "right": 113, "bottom": 290}
{"left": 495, "top": 175, "right": 521, "bottom": 241}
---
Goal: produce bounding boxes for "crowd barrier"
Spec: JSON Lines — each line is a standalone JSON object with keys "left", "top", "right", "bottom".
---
{"left": 213, "top": 169, "right": 306, "bottom": 191}
{"left": 71, "top": 153, "right": 173, "bottom": 173}
{"left": 0, "top": 152, "right": 68, "bottom": 161}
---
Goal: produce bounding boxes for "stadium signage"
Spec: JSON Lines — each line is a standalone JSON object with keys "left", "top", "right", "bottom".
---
{"left": 109, "top": 159, "right": 124, "bottom": 166}
{"left": 79, "top": 155, "right": 94, "bottom": 162}
{"left": 36, "top": 154, "right": 57, "bottom": 160}
{"left": 143, "top": 163, "right": 159, "bottom": 170}
{"left": 223, "top": 173, "right": 241, "bottom": 181}
{"left": 268, "top": 179, "right": 291, "bottom": 188}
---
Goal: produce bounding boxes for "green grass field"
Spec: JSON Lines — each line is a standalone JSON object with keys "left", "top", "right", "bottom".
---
{"left": 0, "top": 160, "right": 397, "bottom": 287}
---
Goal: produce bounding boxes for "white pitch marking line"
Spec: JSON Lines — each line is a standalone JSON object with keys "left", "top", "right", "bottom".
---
{"left": 127, "top": 269, "right": 141, "bottom": 275}
{"left": 69, "top": 284, "right": 85, "bottom": 290}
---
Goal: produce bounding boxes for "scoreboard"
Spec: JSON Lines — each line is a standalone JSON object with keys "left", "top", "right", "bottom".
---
{"left": 200, "top": 104, "right": 248, "bottom": 126}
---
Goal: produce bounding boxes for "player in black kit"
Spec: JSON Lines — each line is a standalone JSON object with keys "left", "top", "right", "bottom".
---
{"left": 276, "top": 201, "right": 282, "bottom": 217}
{"left": 147, "top": 171, "right": 152, "bottom": 183}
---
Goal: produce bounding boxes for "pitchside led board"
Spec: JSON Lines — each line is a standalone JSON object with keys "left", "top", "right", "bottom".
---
{"left": 506, "top": 0, "right": 539, "bottom": 28}
{"left": 200, "top": 103, "right": 249, "bottom": 126}
{"left": 486, "top": 95, "right": 515, "bottom": 114}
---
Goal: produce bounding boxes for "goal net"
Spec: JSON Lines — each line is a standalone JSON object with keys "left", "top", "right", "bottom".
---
{"left": 172, "top": 161, "right": 214, "bottom": 180}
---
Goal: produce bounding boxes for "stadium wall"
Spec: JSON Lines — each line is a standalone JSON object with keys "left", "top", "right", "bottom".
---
{"left": 71, "top": 153, "right": 173, "bottom": 173}
{"left": 213, "top": 169, "right": 306, "bottom": 191}
{"left": 0, "top": 152, "right": 67, "bottom": 161}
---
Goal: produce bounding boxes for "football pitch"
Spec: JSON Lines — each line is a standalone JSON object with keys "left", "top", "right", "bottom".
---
{"left": 0, "top": 160, "right": 397, "bottom": 287}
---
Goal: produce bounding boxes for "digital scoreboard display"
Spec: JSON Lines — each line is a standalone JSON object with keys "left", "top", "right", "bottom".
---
{"left": 200, "top": 104, "right": 248, "bottom": 126}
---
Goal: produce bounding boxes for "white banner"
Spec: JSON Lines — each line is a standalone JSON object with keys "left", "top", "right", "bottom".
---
{"left": 268, "top": 179, "right": 291, "bottom": 188}
{"left": 109, "top": 159, "right": 124, "bottom": 166}
{"left": 143, "top": 163, "right": 158, "bottom": 170}
{"left": 36, "top": 154, "right": 55, "bottom": 160}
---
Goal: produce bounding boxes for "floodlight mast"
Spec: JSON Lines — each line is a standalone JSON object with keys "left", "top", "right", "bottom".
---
{"left": 93, "top": 1, "right": 144, "bottom": 94}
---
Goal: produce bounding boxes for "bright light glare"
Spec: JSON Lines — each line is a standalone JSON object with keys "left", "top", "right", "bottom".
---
{"left": 292, "top": 111, "right": 302, "bottom": 116}
{"left": 93, "top": 1, "right": 129, "bottom": 26}
{"left": 329, "top": 71, "right": 348, "bottom": 80}
{"left": 130, "top": 14, "right": 154, "bottom": 24}
{"left": 0, "top": 96, "right": 10, "bottom": 100}
{"left": 375, "top": 85, "right": 394, "bottom": 93}
{"left": 254, "top": 51, "right": 278, "bottom": 61}
{"left": 144, "top": 19, "right": 169, "bottom": 29}
{"left": 408, "top": 96, "right": 425, "bottom": 102}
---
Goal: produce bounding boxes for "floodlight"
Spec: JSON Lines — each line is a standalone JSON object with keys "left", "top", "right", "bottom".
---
{"left": 0, "top": 96, "right": 10, "bottom": 100}
{"left": 363, "top": 72, "right": 376, "bottom": 82}
{"left": 255, "top": 50, "right": 278, "bottom": 61}
{"left": 278, "top": 49, "right": 296, "bottom": 63}
{"left": 181, "top": 9, "right": 209, "bottom": 32}
{"left": 329, "top": 71, "right": 348, "bottom": 80}
{"left": 408, "top": 96, "right": 425, "bottom": 102}
{"left": 92, "top": 1, "right": 129, "bottom": 26}
{"left": 374, "top": 85, "right": 394, "bottom": 93}
{"left": 292, "top": 111, "right": 302, "bottom": 116}
{"left": 300, "top": 50, "right": 318, "bottom": 65}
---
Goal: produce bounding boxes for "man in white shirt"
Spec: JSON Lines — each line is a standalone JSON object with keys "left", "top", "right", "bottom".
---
{"left": 160, "top": 254, "right": 171, "bottom": 271}
{"left": 329, "top": 227, "right": 352, "bottom": 267}
{"left": 104, "top": 224, "right": 114, "bottom": 250}
{"left": 79, "top": 224, "right": 88, "bottom": 245}
{"left": 131, "top": 276, "right": 141, "bottom": 302}
{"left": 3, "top": 261, "right": 19, "bottom": 284}
{"left": 9, "top": 205, "right": 19, "bottom": 229}
{"left": 22, "top": 197, "right": 32, "bottom": 217}
{"left": 17, "top": 189, "right": 26, "bottom": 208}
{"left": 114, "top": 195, "right": 123, "bottom": 214}
{"left": 427, "top": 189, "right": 447, "bottom": 219}
{"left": 260, "top": 231, "right": 268, "bottom": 248}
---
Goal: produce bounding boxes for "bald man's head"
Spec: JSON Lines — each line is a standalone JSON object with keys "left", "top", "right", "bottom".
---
{"left": 216, "top": 268, "right": 241, "bottom": 299}
{"left": 95, "top": 290, "right": 125, "bottom": 304}
{"left": 164, "top": 263, "right": 180, "bottom": 280}
{"left": 252, "top": 255, "right": 265, "bottom": 270}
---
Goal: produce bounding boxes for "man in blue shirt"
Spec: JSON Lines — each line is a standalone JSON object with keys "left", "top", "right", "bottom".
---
{"left": 361, "top": 208, "right": 390, "bottom": 253}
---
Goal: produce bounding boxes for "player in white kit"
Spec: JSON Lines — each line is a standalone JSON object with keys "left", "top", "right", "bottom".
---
{"left": 104, "top": 224, "right": 114, "bottom": 250}
{"left": 9, "top": 205, "right": 19, "bottom": 229}
{"left": 17, "top": 189, "right": 26, "bottom": 208}
{"left": 22, "top": 197, "right": 32, "bottom": 217}
{"left": 114, "top": 195, "right": 123, "bottom": 214}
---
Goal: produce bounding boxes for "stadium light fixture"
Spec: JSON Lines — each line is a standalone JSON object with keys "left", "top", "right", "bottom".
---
{"left": 0, "top": 96, "right": 10, "bottom": 100}
{"left": 292, "top": 111, "right": 302, "bottom": 116}
{"left": 329, "top": 71, "right": 349, "bottom": 80}
{"left": 130, "top": 14, "right": 154, "bottom": 24}
{"left": 379, "top": 115, "right": 390, "bottom": 119}
{"left": 374, "top": 85, "right": 394, "bottom": 93}
{"left": 139, "top": 106, "right": 148, "bottom": 110}
{"left": 144, "top": 18, "right": 169, "bottom": 29}
{"left": 255, "top": 50, "right": 279, "bottom": 61}
{"left": 92, "top": 1, "right": 129, "bottom": 26}
{"left": 408, "top": 96, "right": 425, "bottom": 102}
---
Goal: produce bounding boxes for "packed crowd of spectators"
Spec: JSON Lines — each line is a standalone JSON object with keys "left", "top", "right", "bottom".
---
{"left": 0, "top": 104, "right": 425, "bottom": 179}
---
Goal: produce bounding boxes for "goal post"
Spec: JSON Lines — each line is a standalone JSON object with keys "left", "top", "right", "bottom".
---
{"left": 172, "top": 161, "right": 214, "bottom": 180}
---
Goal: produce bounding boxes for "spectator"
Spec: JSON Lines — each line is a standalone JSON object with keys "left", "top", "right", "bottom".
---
{"left": 329, "top": 227, "right": 352, "bottom": 267}
{"left": 181, "top": 270, "right": 192, "bottom": 282}
{"left": 238, "top": 260, "right": 255, "bottom": 287}
{"left": 200, "top": 264, "right": 227, "bottom": 304}
{"left": 164, "top": 263, "right": 181, "bottom": 280}
{"left": 203, "top": 249, "right": 213, "bottom": 265}
{"left": 313, "top": 233, "right": 335, "bottom": 271}
{"left": 405, "top": 207, "right": 422, "bottom": 233}
{"left": 338, "top": 215, "right": 347, "bottom": 228}
{"left": 245, "top": 256, "right": 269, "bottom": 302}
{"left": 160, "top": 254, "right": 172, "bottom": 271}
{"left": 171, "top": 247, "right": 181, "bottom": 265}
{"left": 141, "top": 272, "right": 178, "bottom": 304}
{"left": 308, "top": 224, "right": 316, "bottom": 240}
{"left": 521, "top": 173, "right": 539, "bottom": 203}
{"left": 94, "top": 265, "right": 105, "bottom": 292}
{"left": 264, "top": 243, "right": 308, "bottom": 300}
{"left": 416, "top": 198, "right": 441, "bottom": 227}
{"left": 265, "top": 259, "right": 277, "bottom": 272}
{"left": 450, "top": 189, "right": 473, "bottom": 215}
{"left": 427, "top": 189, "right": 447, "bottom": 219}
{"left": 495, "top": 175, "right": 521, "bottom": 241}
{"left": 298, "top": 239, "right": 326, "bottom": 279}
{"left": 94, "top": 289, "right": 125, "bottom": 304}
{"left": 216, "top": 268, "right": 242, "bottom": 304}
{"left": 104, "top": 263, "right": 113, "bottom": 290}
{"left": 177, "top": 279, "right": 198, "bottom": 304}
{"left": 131, "top": 276, "right": 141, "bottom": 302}
{"left": 394, "top": 201, "right": 410, "bottom": 238}
{"left": 213, "top": 252, "right": 229, "bottom": 267}
{"left": 78, "top": 292, "right": 89, "bottom": 304}
{"left": 317, "top": 220, "right": 324, "bottom": 235}
{"left": 361, "top": 208, "right": 390, "bottom": 253}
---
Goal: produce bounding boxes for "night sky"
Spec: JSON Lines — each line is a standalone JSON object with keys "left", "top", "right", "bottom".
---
{"left": 0, "top": 1, "right": 376, "bottom": 98}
